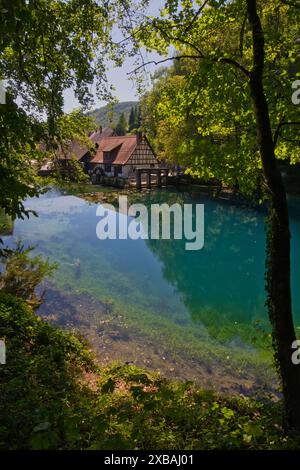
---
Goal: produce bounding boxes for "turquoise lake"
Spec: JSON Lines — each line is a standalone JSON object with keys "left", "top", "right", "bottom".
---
{"left": 3, "top": 187, "right": 300, "bottom": 392}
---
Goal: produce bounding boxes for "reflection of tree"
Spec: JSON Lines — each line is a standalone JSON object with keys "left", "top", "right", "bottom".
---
{"left": 142, "top": 190, "right": 267, "bottom": 326}
{"left": 68, "top": 189, "right": 270, "bottom": 328}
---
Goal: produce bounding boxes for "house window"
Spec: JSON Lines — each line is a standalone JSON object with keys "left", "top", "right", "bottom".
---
{"left": 103, "top": 151, "right": 111, "bottom": 162}
{"left": 105, "top": 164, "right": 112, "bottom": 172}
{"left": 113, "top": 166, "right": 123, "bottom": 177}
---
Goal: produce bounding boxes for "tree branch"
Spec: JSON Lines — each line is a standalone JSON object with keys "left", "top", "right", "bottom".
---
{"left": 136, "top": 19, "right": 250, "bottom": 78}
{"left": 218, "top": 57, "right": 250, "bottom": 77}
{"left": 129, "top": 54, "right": 250, "bottom": 77}
{"left": 120, "top": 0, "right": 147, "bottom": 70}
{"left": 152, "top": 20, "right": 205, "bottom": 56}
{"left": 128, "top": 55, "right": 203, "bottom": 74}
{"left": 274, "top": 121, "right": 300, "bottom": 146}
{"left": 184, "top": 0, "right": 210, "bottom": 33}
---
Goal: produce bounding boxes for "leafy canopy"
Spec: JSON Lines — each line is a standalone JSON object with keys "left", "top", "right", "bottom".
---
{"left": 0, "top": 0, "right": 149, "bottom": 218}
{"left": 137, "top": 0, "right": 300, "bottom": 194}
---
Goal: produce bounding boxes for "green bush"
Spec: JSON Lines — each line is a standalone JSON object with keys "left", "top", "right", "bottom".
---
{"left": 0, "top": 243, "right": 57, "bottom": 309}
{"left": 0, "top": 292, "right": 96, "bottom": 450}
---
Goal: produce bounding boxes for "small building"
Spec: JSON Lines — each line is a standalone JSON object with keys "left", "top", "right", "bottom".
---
{"left": 72, "top": 127, "right": 116, "bottom": 164}
{"left": 87, "top": 133, "right": 159, "bottom": 181}
{"left": 38, "top": 129, "right": 160, "bottom": 183}
{"left": 38, "top": 127, "right": 115, "bottom": 176}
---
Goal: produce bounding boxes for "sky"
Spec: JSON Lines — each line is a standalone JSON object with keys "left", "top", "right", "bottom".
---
{"left": 64, "top": 0, "right": 166, "bottom": 113}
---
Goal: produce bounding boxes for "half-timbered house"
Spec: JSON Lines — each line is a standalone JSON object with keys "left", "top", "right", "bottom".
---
{"left": 88, "top": 133, "right": 159, "bottom": 180}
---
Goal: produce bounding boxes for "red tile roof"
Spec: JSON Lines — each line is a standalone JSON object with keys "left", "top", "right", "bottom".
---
{"left": 40, "top": 128, "right": 115, "bottom": 161}
{"left": 61, "top": 140, "right": 88, "bottom": 160}
{"left": 91, "top": 135, "right": 138, "bottom": 165}
{"left": 90, "top": 127, "right": 115, "bottom": 144}
{"left": 68, "top": 127, "right": 115, "bottom": 160}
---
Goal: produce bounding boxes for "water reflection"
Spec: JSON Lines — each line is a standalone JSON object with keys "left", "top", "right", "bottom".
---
{"left": 3, "top": 188, "right": 300, "bottom": 339}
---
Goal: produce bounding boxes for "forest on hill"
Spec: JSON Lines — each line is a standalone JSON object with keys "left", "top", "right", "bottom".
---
{"left": 87, "top": 101, "right": 138, "bottom": 128}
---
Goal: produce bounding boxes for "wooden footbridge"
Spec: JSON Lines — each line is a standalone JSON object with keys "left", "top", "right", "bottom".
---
{"left": 133, "top": 168, "right": 170, "bottom": 190}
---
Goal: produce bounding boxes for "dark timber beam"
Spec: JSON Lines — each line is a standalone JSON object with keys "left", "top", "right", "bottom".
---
{"left": 136, "top": 170, "right": 142, "bottom": 190}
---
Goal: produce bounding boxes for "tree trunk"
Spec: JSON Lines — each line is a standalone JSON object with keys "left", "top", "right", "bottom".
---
{"left": 246, "top": 0, "right": 300, "bottom": 429}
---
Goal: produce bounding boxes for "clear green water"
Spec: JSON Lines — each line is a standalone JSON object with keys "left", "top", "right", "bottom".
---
{"left": 3, "top": 187, "right": 300, "bottom": 385}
